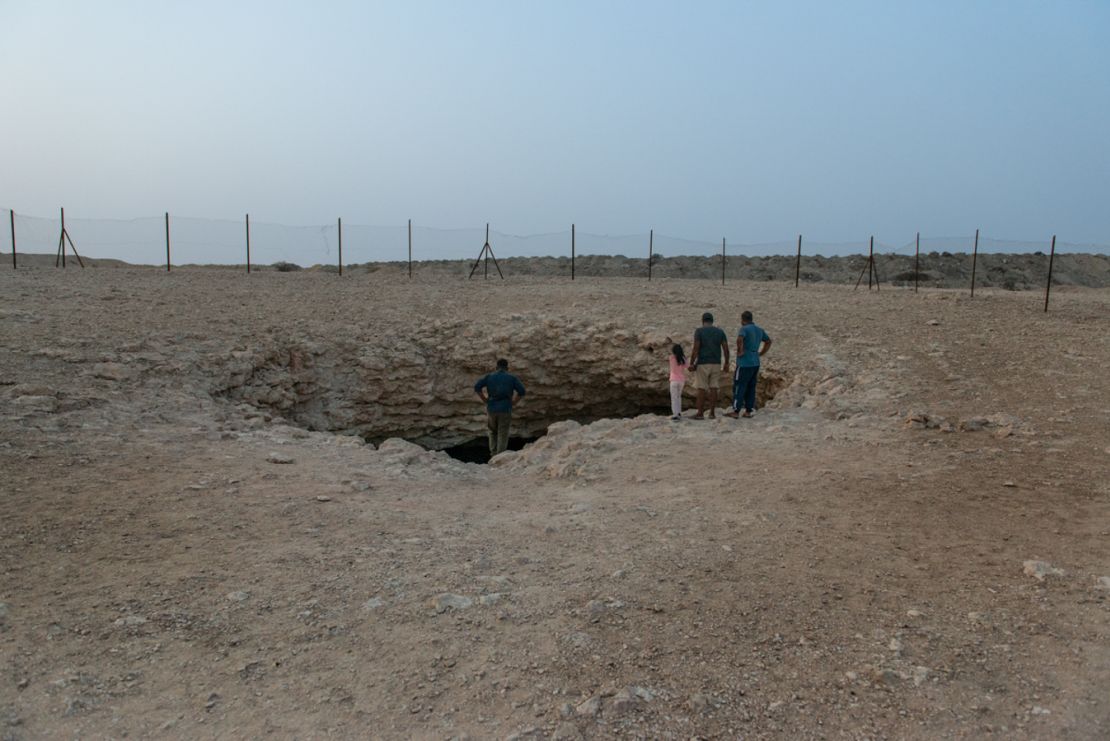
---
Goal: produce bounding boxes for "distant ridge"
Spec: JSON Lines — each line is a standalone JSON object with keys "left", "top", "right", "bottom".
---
{"left": 4, "top": 251, "right": 1109, "bottom": 290}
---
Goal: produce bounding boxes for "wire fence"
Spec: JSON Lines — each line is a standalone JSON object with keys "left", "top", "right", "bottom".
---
{"left": 4, "top": 209, "right": 1106, "bottom": 266}
{"left": 3, "top": 208, "right": 1108, "bottom": 310}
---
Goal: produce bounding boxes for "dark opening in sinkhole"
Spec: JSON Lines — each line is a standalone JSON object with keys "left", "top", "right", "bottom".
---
{"left": 437, "top": 400, "right": 673, "bottom": 464}
{"left": 441, "top": 434, "right": 544, "bottom": 464}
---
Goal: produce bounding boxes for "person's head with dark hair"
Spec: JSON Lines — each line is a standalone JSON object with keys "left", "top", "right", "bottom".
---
{"left": 702, "top": 312, "right": 714, "bottom": 325}
{"left": 741, "top": 310, "right": 753, "bottom": 324}
{"left": 671, "top": 343, "right": 685, "bottom": 366}
{"left": 496, "top": 358, "right": 509, "bottom": 371}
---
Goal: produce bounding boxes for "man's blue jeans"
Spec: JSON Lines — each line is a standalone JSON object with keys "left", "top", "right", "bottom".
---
{"left": 733, "top": 365, "right": 760, "bottom": 413}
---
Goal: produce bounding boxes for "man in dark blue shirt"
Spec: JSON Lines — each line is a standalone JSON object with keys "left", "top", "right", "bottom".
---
{"left": 474, "top": 358, "right": 527, "bottom": 457}
{"left": 688, "top": 312, "right": 730, "bottom": 420}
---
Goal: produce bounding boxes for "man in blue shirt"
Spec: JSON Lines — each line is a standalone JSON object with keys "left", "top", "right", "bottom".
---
{"left": 726, "top": 310, "right": 772, "bottom": 418}
{"left": 474, "top": 358, "right": 527, "bottom": 457}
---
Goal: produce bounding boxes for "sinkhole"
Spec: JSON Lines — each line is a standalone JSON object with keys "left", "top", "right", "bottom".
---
{"left": 217, "top": 338, "right": 788, "bottom": 463}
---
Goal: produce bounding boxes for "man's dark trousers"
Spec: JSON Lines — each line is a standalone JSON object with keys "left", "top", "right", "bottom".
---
{"left": 488, "top": 412, "right": 512, "bottom": 456}
{"left": 733, "top": 366, "right": 760, "bottom": 413}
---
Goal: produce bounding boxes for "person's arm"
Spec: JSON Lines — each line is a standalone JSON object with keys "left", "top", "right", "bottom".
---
{"left": 474, "top": 377, "right": 489, "bottom": 404}
{"left": 736, "top": 333, "right": 744, "bottom": 359}
{"left": 760, "top": 332, "right": 772, "bottom": 357}
{"left": 721, "top": 334, "right": 730, "bottom": 370}
{"left": 689, "top": 334, "right": 701, "bottom": 370}
{"left": 512, "top": 378, "right": 526, "bottom": 405}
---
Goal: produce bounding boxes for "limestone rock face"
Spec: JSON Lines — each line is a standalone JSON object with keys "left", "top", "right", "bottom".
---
{"left": 213, "top": 316, "right": 787, "bottom": 448}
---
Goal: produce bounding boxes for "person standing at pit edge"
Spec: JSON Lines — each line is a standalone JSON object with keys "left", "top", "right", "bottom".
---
{"left": 687, "top": 312, "right": 729, "bottom": 420}
{"left": 726, "top": 310, "right": 772, "bottom": 419}
{"left": 474, "top": 358, "right": 526, "bottom": 457}
{"left": 667, "top": 342, "right": 688, "bottom": 420}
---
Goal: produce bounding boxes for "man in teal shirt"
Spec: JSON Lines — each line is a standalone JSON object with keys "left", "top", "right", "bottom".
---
{"left": 726, "top": 310, "right": 772, "bottom": 418}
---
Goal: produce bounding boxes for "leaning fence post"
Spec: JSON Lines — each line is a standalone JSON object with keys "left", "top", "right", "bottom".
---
{"left": 854, "top": 236, "right": 877, "bottom": 291}
{"left": 1043, "top": 235, "right": 1056, "bottom": 312}
{"left": 57, "top": 207, "right": 84, "bottom": 268}
{"left": 970, "top": 228, "right": 979, "bottom": 297}
{"left": 648, "top": 229, "right": 653, "bottom": 281}
{"left": 245, "top": 214, "right": 251, "bottom": 273}
{"left": 571, "top": 223, "right": 575, "bottom": 280}
{"left": 337, "top": 217, "right": 343, "bottom": 276}
{"left": 165, "top": 212, "right": 171, "bottom": 271}
{"left": 794, "top": 234, "right": 802, "bottom": 287}
{"left": 9, "top": 209, "right": 15, "bottom": 269}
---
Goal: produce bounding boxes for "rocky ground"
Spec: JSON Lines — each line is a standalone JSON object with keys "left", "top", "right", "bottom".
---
{"left": 1, "top": 266, "right": 1108, "bottom": 739}
{"left": 363, "top": 252, "right": 1110, "bottom": 291}
{"left": 9, "top": 250, "right": 1110, "bottom": 290}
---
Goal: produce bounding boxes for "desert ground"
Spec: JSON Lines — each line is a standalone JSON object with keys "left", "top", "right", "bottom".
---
{"left": 1, "top": 262, "right": 1108, "bottom": 739}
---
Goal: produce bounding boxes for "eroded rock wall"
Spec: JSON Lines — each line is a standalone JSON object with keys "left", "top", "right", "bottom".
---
{"left": 213, "top": 316, "right": 787, "bottom": 447}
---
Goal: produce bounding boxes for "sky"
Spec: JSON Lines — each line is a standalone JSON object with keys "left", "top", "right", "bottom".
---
{"left": 2, "top": 0, "right": 1108, "bottom": 251}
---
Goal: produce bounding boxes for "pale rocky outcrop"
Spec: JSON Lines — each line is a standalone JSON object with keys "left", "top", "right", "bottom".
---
{"left": 213, "top": 316, "right": 789, "bottom": 448}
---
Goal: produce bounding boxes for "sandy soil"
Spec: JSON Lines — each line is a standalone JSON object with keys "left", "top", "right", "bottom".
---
{"left": 1, "top": 267, "right": 1108, "bottom": 739}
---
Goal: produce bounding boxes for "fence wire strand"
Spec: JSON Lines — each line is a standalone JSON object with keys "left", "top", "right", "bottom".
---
{"left": 1, "top": 210, "right": 1105, "bottom": 268}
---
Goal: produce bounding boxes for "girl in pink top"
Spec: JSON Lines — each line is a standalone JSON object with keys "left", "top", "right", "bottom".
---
{"left": 668, "top": 343, "right": 687, "bottom": 420}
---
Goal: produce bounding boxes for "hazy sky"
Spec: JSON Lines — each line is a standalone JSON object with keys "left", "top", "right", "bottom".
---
{"left": 3, "top": 0, "right": 1108, "bottom": 244}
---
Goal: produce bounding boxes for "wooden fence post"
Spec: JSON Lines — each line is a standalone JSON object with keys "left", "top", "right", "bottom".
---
{"left": 1043, "top": 235, "right": 1056, "bottom": 312}
{"left": 721, "top": 237, "right": 725, "bottom": 285}
{"left": 245, "top": 214, "right": 251, "bottom": 273}
{"left": 868, "top": 235, "right": 874, "bottom": 290}
{"left": 914, "top": 231, "right": 920, "bottom": 293}
{"left": 794, "top": 234, "right": 802, "bottom": 287}
{"left": 970, "top": 228, "right": 979, "bottom": 296}
{"left": 648, "top": 229, "right": 653, "bottom": 281}
{"left": 57, "top": 207, "right": 66, "bottom": 268}
{"left": 408, "top": 219, "right": 412, "bottom": 279}
{"left": 337, "top": 217, "right": 343, "bottom": 276}
{"left": 9, "top": 209, "right": 15, "bottom": 269}
{"left": 165, "top": 212, "right": 171, "bottom": 271}
{"left": 571, "top": 223, "right": 575, "bottom": 280}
